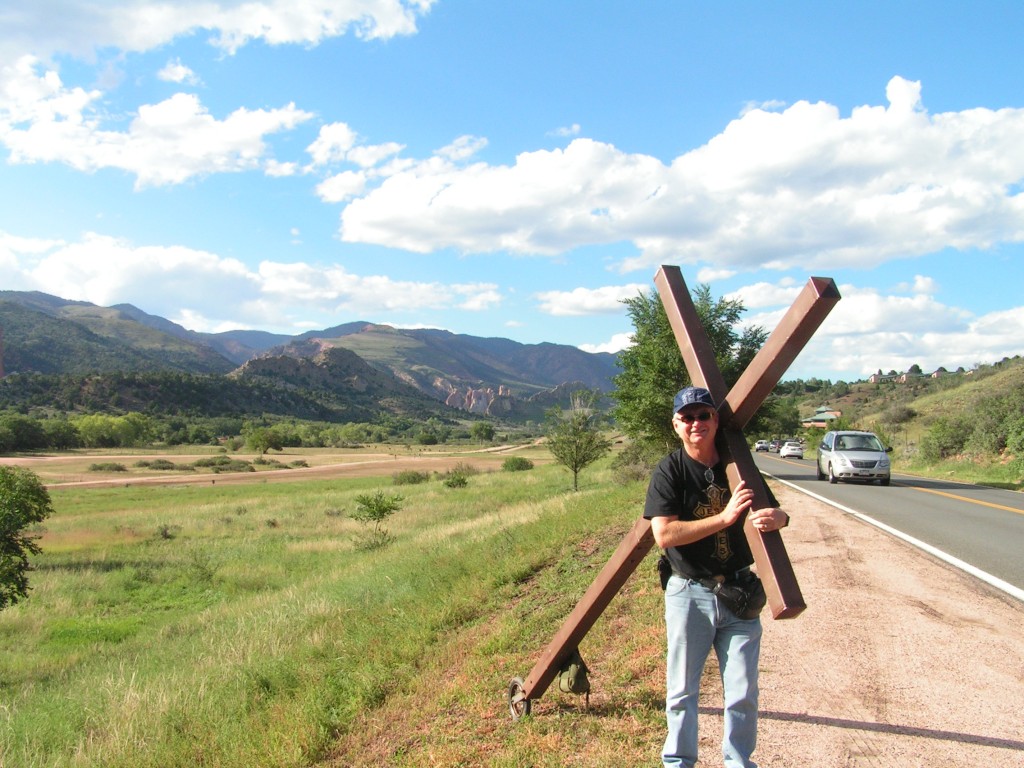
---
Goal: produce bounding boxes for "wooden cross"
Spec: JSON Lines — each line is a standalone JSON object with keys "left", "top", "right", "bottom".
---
{"left": 508, "top": 265, "right": 840, "bottom": 718}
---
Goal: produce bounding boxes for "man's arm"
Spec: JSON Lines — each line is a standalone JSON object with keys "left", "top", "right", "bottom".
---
{"left": 650, "top": 479, "right": 754, "bottom": 548}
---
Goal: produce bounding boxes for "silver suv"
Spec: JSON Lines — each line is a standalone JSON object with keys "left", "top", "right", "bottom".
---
{"left": 816, "top": 430, "right": 892, "bottom": 486}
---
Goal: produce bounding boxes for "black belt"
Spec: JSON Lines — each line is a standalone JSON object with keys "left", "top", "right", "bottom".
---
{"left": 672, "top": 565, "right": 750, "bottom": 582}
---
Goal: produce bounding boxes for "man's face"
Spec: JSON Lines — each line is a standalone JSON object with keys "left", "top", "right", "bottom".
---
{"left": 672, "top": 406, "right": 719, "bottom": 449}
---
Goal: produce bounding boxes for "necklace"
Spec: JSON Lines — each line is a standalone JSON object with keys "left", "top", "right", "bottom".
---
{"left": 692, "top": 458, "right": 715, "bottom": 484}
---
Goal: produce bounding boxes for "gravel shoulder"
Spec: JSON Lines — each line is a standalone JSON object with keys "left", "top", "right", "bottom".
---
{"left": 745, "top": 485, "right": 1024, "bottom": 767}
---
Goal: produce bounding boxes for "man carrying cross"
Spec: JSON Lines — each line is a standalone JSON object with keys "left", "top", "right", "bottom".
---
{"left": 645, "top": 385, "right": 790, "bottom": 768}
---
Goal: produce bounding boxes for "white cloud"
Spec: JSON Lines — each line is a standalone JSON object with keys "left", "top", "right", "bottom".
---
{"left": 534, "top": 283, "right": 648, "bottom": 316}
{"left": 316, "top": 170, "right": 368, "bottom": 203}
{"left": 306, "top": 122, "right": 359, "bottom": 166}
{"left": 0, "top": 1, "right": 436, "bottom": 65}
{"left": 579, "top": 332, "right": 632, "bottom": 354}
{"left": 336, "top": 77, "right": 1024, "bottom": 276}
{"left": 550, "top": 123, "right": 581, "bottom": 138}
{"left": 696, "top": 267, "right": 737, "bottom": 283}
{"left": 726, "top": 278, "right": 801, "bottom": 310}
{"left": 0, "top": 229, "right": 504, "bottom": 333}
{"left": 0, "top": 58, "right": 314, "bottom": 187}
{"left": 157, "top": 58, "right": 198, "bottom": 85}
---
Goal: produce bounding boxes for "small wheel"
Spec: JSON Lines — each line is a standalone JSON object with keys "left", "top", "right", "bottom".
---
{"left": 828, "top": 464, "right": 838, "bottom": 484}
{"left": 880, "top": 477, "right": 891, "bottom": 486}
{"left": 508, "top": 677, "right": 532, "bottom": 720}
{"left": 816, "top": 461, "right": 825, "bottom": 480}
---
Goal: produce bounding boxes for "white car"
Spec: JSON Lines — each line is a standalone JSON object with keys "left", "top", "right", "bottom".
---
{"left": 754, "top": 440, "right": 769, "bottom": 452}
{"left": 816, "top": 430, "right": 892, "bottom": 485}
{"left": 779, "top": 441, "right": 803, "bottom": 459}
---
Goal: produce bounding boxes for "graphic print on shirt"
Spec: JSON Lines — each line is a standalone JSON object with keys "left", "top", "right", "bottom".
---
{"left": 693, "top": 482, "right": 733, "bottom": 563}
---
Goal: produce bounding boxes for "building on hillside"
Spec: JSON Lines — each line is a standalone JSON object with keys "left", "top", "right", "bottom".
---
{"left": 801, "top": 406, "right": 841, "bottom": 430}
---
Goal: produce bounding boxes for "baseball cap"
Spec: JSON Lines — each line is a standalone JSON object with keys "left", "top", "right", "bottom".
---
{"left": 673, "top": 386, "right": 717, "bottom": 413}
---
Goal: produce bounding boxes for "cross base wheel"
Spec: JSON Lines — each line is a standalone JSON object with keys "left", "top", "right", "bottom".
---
{"left": 507, "top": 677, "right": 532, "bottom": 720}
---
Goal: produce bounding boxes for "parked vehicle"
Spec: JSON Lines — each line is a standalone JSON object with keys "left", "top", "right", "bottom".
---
{"left": 779, "top": 441, "right": 803, "bottom": 459}
{"left": 816, "top": 430, "right": 892, "bottom": 485}
{"left": 754, "top": 440, "right": 769, "bottom": 452}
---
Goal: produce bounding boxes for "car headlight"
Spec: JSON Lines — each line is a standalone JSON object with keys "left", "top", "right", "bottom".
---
{"left": 834, "top": 455, "right": 852, "bottom": 468}
{"left": 878, "top": 457, "right": 890, "bottom": 468}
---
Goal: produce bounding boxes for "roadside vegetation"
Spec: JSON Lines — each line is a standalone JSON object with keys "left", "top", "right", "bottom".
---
{"left": 0, "top": 456, "right": 665, "bottom": 767}
{"left": 2, "top": 281, "right": 1021, "bottom": 766}
{"left": 777, "top": 356, "right": 1024, "bottom": 490}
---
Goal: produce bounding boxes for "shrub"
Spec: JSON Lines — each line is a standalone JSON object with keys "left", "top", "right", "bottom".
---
{"left": 610, "top": 441, "right": 664, "bottom": 485}
{"left": 0, "top": 466, "right": 54, "bottom": 610}
{"left": 442, "top": 471, "right": 469, "bottom": 489}
{"left": 350, "top": 490, "right": 403, "bottom": 550}
{"left": 919, "top": 416, "right": 970, "bottom": 462}
{"left": 501, "top": 456, "right": 534, "bottom": 472}
{"left": 88, "top": 462, "right": 127, "bottom": 472}
{"left": 393, "top": 470, "right": 431, "bottom": 485}
{"left": 155, "top": 524, "right": 181, "bottom": 540}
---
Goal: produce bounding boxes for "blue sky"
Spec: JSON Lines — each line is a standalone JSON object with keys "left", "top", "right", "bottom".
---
{"left": 1, "top": 1, "right": 1023, "bottom": 383}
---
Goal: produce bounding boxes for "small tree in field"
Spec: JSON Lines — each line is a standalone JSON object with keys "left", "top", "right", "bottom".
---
{"left": 1, "top": 466, "right": 54, "bottom": 611}
{"left": 546, "top": 389, "right": 612, "bottom": 491}
{"left": 350, "top": 490, "right": 404, "bottom": 550}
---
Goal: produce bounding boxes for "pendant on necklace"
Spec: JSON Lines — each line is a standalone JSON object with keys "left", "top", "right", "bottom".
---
{"left": 704, "top": 467, "right": 715, "bottom": 484}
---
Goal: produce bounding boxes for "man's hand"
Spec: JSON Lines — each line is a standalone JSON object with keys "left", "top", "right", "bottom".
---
{"left": 747, "top": 505, "right": 789, "bottom": 532}
{"left": 721, "top": 479, "right": 753, "bottom": 526}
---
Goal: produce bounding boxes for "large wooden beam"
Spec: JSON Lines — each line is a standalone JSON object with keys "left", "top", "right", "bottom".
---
{"left": 654, "top": 265, "right": 839, "bottom": 618}
{"left": 509, "top": 265, "right": 840, "bottom": 714}
{"left": 518, "top": 517, "right": 654, "bottom": 702}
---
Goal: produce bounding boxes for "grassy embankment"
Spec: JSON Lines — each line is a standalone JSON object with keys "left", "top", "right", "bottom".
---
{"left": 1, "top": 449, "right": 669, "bottom": 767}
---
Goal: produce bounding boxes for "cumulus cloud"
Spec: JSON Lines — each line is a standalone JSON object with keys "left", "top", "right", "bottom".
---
{"left": 337, "top": 77, "right": 1024, "bottom": 276}
{"left": 579, "top": 332, "right": 633, "bottom": 355}
{"left": 157, "top": 58, "right": 198, "bottom": 85}
{"left": 534, "top": 284, "right": 648, "bottom": 316}
{"left": 0, "top": 230, "right": 500, "bottom": 333}
{"left": 0, "top": 57, "right": 314, "bottom": 187}
{"left": 728, "top": 277, "right": 993, "bottom": 381}
{"left": 0, "top": 0, "right": 436, "bottom": 64}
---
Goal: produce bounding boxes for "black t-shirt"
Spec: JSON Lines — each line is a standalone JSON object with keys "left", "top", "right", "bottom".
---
{"left": 643, "top": 449, "right": 774, "bottom": 578}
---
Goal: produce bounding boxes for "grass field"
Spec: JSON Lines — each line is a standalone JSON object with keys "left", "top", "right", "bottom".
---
{"left": 1, "top": 449, "right": 662, "bottom": 767}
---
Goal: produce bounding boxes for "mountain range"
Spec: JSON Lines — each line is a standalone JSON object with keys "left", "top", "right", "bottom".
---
{"left": 0, "top": 290, "right": 621, "bottom": 422}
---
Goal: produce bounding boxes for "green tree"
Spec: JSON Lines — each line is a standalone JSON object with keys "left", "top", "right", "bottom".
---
{"left": 470, "top": 421, "right": 495, "bottom": 442}
{"left": 546, "top": 389, "right": 612, "bottom": 491}
{"left": 611, "top": 285, "right": 769, "bottom": 452}
{"left": 245, "top": 427, "right": 283, "bottom": 455}
{"left": 350, "top": 490, "right": 404, "bottom": 550}
{"left": 0, "top": 466, "right": 54, "bottom": 610}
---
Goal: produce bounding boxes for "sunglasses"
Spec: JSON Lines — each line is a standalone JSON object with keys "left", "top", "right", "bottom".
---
{"left": 678, "top": 409, "right": 714, "bottom": 424}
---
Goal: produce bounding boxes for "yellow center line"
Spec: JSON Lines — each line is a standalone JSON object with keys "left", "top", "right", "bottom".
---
{"left": 905, "top": 485, "right": 1024, "bottom": 516}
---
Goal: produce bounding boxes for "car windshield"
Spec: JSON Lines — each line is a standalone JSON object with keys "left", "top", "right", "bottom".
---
{"left": 836, "top": 435, "right": 883, "bottom": 451}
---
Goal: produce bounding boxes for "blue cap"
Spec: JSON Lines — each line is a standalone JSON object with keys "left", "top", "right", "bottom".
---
{"left": 673, "top": 386, "right": 717, "bottom": 413}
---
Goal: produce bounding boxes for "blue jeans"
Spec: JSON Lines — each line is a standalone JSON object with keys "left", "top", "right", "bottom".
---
{"left": 662, "top": 575, "right": 762, "bottom": 768}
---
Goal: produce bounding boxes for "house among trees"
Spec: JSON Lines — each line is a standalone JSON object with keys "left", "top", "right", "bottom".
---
{"left": 801, "top": 406, "right": 842, "bottom": 429}
{"left": 869, "top": 364, "right": 961, "bottom": 384}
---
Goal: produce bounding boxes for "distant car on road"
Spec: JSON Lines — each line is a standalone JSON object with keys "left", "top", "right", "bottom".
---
{"left": 816, "top": 430, "right": 892, "bottom": 485}
{"left": 769, "top": 440, "right": 782, "bottom": 452}
{"left": 779, "top": 441, "right": 803, "bottom": 459}
{"left": 755, "top": 440, "right": 769, "bottom": 452}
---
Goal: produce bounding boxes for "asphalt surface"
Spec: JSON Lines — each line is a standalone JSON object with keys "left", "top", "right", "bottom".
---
{"left": 753, "top": 449, "right": 1024, "bottom": 597}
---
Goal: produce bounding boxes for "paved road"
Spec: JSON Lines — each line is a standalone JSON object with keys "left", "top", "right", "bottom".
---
{"left": 753, "top": 450, "right": 1024, "bottom": 598}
